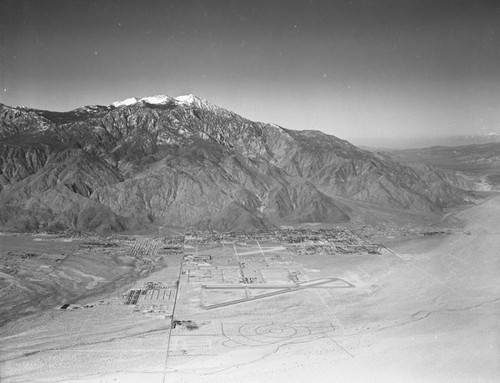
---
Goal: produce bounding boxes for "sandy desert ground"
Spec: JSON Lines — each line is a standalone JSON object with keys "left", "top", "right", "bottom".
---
{"left": 0, "top": 195, "right": 499, "bottom": 382}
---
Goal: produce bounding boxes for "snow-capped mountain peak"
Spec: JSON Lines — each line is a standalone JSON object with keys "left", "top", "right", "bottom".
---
{"left": 140, "top": 95, "right": 173, "bottom": 104}
{"left": 110, "top": 93, "right": 228, "bottom": 115}
{"left": 174, "top": 94, "right": 222, "bottom": 112}
{"left": 175, "top": 94, "right": 197, "bottom": 104}
{"left": 111, "top": 94, "right": 198, "bottom": 108}
{"left": 112, "top": 95, "right": 174, "bottom": 107}
{"left": 111, "top": 97, "right": 139, "bottom": 107}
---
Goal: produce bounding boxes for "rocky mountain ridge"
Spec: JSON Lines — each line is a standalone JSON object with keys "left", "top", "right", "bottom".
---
{"left": 0, "top": 95, "right": 479, "bottom": 233}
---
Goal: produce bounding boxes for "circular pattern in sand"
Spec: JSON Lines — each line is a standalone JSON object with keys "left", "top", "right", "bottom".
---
{"left": 223, "top": 322, "right": 334, "bottom": 347}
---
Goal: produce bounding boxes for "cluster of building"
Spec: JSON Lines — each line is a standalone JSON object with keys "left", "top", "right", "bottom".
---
{"left": 184, "top": 227, "right": 373, "bottom": 245}
{"left": 275, "top": 228, "right": 361, "bottom": 243}
{"left": 286, "top": 243, "right": 381, "bottom": 256}
{"left": 273, "top": 228, "right": 382, "bottom": 256}
{"left": 123, "top": 280, "right": 174, "bottom": 316}
{"left": 184, "top": 254, "right": 212, "bottom": 266}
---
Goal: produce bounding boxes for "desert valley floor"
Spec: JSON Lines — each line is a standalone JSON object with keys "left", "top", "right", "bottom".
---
{"left": 1, "top": 195, "right": 499, "bottom": 383}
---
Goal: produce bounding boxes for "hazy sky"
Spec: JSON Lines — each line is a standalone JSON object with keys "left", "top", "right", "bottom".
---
{"left": 1, "top": 0, "right": 499, "bottom": 144}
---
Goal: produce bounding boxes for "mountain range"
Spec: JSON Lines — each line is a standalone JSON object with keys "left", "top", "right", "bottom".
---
{"left": 385, "top": 142, "right": 500, "bottom": 190}
{"left": 0, "top": 94, "right": 480, "bottom": 233}
{"left": 355, "top": 132, "right": 500, "bottom": 150}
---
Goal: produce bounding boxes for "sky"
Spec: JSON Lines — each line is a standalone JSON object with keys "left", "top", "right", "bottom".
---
{"left": 1, "top": 0, "right": 499, "bottom": 146}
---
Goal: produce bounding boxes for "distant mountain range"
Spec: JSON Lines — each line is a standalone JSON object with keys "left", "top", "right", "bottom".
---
{"left": 355, "top": 133, "right": 500, "bottom": 150}
{"left": 385, "top": 142, "right": 500, "bottom": 190}
{"left": 0, "top": 94, "right": 479, "bottom": 233}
